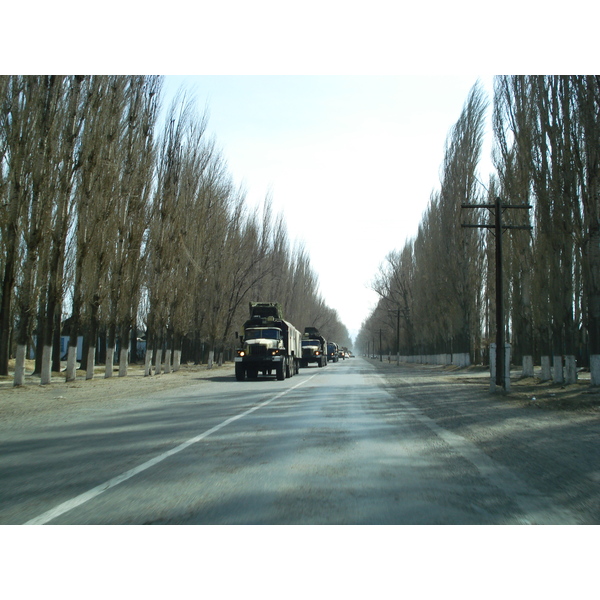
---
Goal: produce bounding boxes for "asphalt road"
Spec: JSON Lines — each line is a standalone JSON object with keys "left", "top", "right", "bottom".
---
{"left": 1, "top": 357, "right": 596, "bottom": 524}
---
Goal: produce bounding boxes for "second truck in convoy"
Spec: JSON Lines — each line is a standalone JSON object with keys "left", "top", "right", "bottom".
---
{"left": 234, "top": 302, "right": 301, "bottom": 381}
{"left": 300, "top": 326, "right": 328, "bottom": 368}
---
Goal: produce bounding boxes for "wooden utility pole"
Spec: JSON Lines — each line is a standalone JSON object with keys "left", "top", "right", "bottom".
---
{"left": 462, "top": 198, "right": 531, "bottom": 390}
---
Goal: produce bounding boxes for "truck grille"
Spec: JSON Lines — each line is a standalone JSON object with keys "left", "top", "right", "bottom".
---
{"left": 250, "top": 345, "right": 268, "bottom": 357}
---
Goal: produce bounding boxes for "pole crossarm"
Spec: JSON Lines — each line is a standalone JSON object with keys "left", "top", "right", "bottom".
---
{"left": 461, "top": 224, "right": 532, "bottom": 230}
{"left": 461, "top": 203, "right": 532, "bottom": 210}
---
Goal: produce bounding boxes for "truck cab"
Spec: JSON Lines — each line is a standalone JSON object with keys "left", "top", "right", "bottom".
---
{"left": 241, "top": 327, "right": 284, "bottom": 356}
{"left": 301, "top": 332, "right": 327, "bottom": 368}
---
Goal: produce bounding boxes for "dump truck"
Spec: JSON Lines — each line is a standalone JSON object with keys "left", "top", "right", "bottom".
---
{"left": 234, "top": 302, "right": 301, "bottom": 381}
{"left": 300, "top": 326, "right": 327, "bottom": 368}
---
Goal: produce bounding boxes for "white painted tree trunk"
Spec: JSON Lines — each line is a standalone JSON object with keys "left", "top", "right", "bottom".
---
{"left": 119, "top": 347, "right": 128, "bottom": 377}
{"left": 173, "top": 349, "right": 181, "bottom": 372}
{"left": 208, "top": 350, "right": 214, "bottom": 369}
{"left": 144, "top": 348, "right": 153, "bottom": 376}
{"left": 540, "top": 356, "right": 551, "bottom": 381}
{"left": 164, "top": 349, "right": 172, "bottom": 373}
{"left": 154, "top": 348, "right": 162, "bottom": 375}
{"left": 105, "top": 346, "right": 115, "bottom": 378}
{"left": 86, "top": 345, "right": 95, "bottom": 380}
{"left": 522, "top": 355, "right": 534, "bottom": 378}
{"left": 218, "top": 352, "right": 223, "bottom": 367}
{"left": 564, "top": 355, "right": 577, "bottom": 384}
{"left": 13, "top": 344, "right": 26, "bottom": 386}
{"left": 590, "top": 355, "right": 600, "bottom": 386}
{"left": 66, "top": 345, "right": 77, "bottom": 381}
{"left": 553, "top": 355, "right": 564, "bottom": 384}
{"left": 40, "top": 345, "right": 53, "bottom": 385}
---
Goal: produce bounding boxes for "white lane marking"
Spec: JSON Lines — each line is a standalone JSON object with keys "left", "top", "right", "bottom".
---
{"left": 25, "top": 375, "right": 317, "bottom": 525}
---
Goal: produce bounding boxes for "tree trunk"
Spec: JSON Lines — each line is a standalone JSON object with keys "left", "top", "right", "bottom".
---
{"left": 13, "top": 344, "right": 27, "bottom": 386}
{"left": 173, "top": 349, "right": 182, "bottom": 372}
{"left": 119, "top": 323, "right": 130, "bottom": 377}
{"left": 553, "top": 355, "right": 564, "bottom": 384}
{"left": 105, "top": 346, "right": 115, "bottom": 377}
{"left": 172, "top": 332, "right": 182, "bottom": 372}
{"left": 86, "top": 344, "right": 96, "bottom": 380}
{"left": 540, "top": 356, "right": 551, "bottom": 381}
{"left": 66, "top": 344, "right": 78, "bottom": 381}
{"left": 119, "top": 347, "right": 128, "bottom": 377}
{"left": 144, "top": 346, "right": 153, "bottom": 377}
{"left": 52, "top": 311, "right": 62, "bottom": 373}
{"left": 40, "top": 344, "right": 53, "bottom": 385}
{"left": 105, "top": 324, "right": 116, "bottom": 378}
{"left": 522, "top": 355, "right": 534, "bottom": 378}
{"left": 154, "top": 347, "right": 162, "bottom": 375}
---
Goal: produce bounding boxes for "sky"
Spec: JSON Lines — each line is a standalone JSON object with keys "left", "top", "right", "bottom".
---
{"left": 162, "top": 75, "right": 495, "bottom": 341}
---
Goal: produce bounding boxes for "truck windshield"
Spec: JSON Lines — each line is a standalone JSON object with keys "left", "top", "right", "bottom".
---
{"left": 302, "top": 340, "right": 319, "bottom": 347}
{"left": 245, "top": 328, "right": 281, "bottom": 340}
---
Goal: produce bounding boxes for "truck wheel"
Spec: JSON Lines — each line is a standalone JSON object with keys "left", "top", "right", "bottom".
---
{"left": 276, "top": 361, "right": 285, "bottom": 380}
{"left": 318, "top": 357, "right": 323, "bottom": 367}
{"left": 235, "top": 363, "right": 245, "bottom": 381}
{"left": 285, "top": 358, "right": 292, "bottom": 378}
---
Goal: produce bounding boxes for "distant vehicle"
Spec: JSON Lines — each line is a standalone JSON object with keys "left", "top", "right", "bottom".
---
{"left": 327, "top": 342, "right": 339, "bottom": 363}
{"left": 301, "top": 326, "right": 327, "bottom": 368}
{"left": 234, "top": 302, "right": 301, "bottom": 381}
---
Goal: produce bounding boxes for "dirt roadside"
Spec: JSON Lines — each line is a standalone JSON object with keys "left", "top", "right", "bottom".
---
{"left": 0, "top": 360, "right": 235, "bottom": 425}
{"left": 368, "top": 357, "right": 600, "bottom": 413}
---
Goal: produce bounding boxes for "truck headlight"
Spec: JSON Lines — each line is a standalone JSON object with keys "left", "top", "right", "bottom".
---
{"left": 237, "top": 350, "right": 245, "bottom": 357}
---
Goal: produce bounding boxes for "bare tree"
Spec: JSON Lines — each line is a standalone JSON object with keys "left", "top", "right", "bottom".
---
{"left": 103, "top": 76, "right": 160, "bottom": 378}
{"left": 66, "top": 76, "right": 128, "bottom": 381}
{"left": 0, "top": 77, "right": 32, "bottom": 376}
{"left": 13, "top": 77, "right": 66, "bottom": 385}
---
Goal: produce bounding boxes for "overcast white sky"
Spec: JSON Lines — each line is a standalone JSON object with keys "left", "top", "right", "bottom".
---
{"left": 162, "top": 75, "right": 495, "bottom": 341}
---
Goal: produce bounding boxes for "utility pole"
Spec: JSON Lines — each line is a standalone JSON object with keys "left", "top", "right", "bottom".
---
{"left": 387, "top": 307, "right": 402, "bottom": 365}
{"left": 462, "top": 198, "right": 531, "bottom": 390}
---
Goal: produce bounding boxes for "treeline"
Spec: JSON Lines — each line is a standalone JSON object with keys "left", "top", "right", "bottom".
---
{"left": 358, "top": 76, "right": 600, "bottom": 383}
{"left": 0, "top": 75, "right": 350, "bottom": 385}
